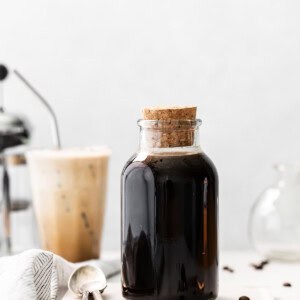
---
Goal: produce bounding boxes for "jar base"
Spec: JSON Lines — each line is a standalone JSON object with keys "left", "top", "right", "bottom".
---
{"left": 122, "top": 290, "right": 217, "bottom": 300}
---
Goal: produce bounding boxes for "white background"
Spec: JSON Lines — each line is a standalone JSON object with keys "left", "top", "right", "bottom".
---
{"left": 1, "top": 0, "right": 300, "bottom": 251}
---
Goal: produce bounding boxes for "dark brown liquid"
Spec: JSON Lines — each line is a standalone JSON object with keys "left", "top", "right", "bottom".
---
{"left": 121, "top": 152, "right": 218, "bottom": 300}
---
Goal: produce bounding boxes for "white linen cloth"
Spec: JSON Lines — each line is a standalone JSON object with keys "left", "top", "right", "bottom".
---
{"left": 0, "top": 249, "right": 120, "bottom": 300}
{"left": 0, "top": 249, "right": 73, "bottom": 300}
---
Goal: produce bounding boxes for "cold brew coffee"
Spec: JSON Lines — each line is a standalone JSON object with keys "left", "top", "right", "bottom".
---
{"left": 121, "top": 107, "right": 219, "bottom": 300}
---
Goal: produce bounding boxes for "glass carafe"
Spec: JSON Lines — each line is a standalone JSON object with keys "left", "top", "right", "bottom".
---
{"left": 121, "top": 118, "right": 219, "bottom": 299}
{"left": 0, "top": 151, "right": 38, "bottom": 256}
{"left": 249, "top": 164, "right": 300, "bottom": 261}
{"left": 8, "top": 153, "right": 38, "bottom": 253}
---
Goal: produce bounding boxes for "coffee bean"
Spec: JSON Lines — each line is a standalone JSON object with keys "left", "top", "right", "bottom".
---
{"left": 251, "top": 263, "right": 263, "bottom": 270}
{"left": 250, "top": 259, "right": 269, "bottom": 270}
{"left": 283, "top": 282, "right": 292, "bottom": 287}
{"left": 239, "top": 296, "right": 250, "bottom": 300}
{"left": 223, "top": 265, "right": 234, "bottom": 273}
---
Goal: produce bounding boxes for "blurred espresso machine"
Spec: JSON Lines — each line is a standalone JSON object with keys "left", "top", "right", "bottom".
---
{"left": 0, "top": 64, "right": 35, "bottom": 254}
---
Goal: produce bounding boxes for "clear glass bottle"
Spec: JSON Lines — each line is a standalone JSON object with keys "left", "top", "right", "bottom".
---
{"left": 121, "top": 118, "right": 219, "bottom": 299}
{"left": 249, "top": 164, "right": 300, "bottom": 261}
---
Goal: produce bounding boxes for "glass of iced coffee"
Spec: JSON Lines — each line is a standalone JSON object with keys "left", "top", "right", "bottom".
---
{"left": 27, "top": 147, "right": 110, "bottom": 262}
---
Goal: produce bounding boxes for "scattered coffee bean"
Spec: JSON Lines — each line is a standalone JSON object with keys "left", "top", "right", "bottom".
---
{"left": 223, "top": 265, "right": 234, "bottom": 273}
{"left": 261, "top": 259, "right": 269, "bottom": 265}
{"left": 251, "top": 264, "right": 263, "bottom": 270}
{"left": 283, "top": 282, "right": 292, "bottom": 287}
{"left": 250, "top": 259, "right": 269, "bottom": 270}
{"left": 239, "top": 296, "right": 250, "bottom": 300}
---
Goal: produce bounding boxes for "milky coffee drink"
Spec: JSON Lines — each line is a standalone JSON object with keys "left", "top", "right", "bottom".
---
{"left": 27, "top": 147, "right": 110, "bottom": 262}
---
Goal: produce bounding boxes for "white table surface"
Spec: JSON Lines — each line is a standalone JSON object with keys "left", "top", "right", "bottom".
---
{"left": 60, "top": 251, "right": 300, "bottom": 300}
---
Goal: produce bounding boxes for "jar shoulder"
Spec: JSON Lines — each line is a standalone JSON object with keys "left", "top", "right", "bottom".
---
{"left": 121, "top": 153, "right": 138, "bottom": 176}
{"left": 200, "top": 152, "right": 219, "bottom": 182}
{"left": 122, "top": 151, "right": 218, "bottom": 182}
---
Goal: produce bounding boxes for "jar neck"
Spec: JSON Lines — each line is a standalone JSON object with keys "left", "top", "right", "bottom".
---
{"left": 138, "top": 119, "right": 202, "bottom": 153}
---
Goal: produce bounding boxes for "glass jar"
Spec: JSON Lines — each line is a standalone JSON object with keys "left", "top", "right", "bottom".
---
{"left": 249, "top": 164, "right": 300, "bottom": 261}
{"left": 121, "top": 119, "right": 219, "bottom": 299}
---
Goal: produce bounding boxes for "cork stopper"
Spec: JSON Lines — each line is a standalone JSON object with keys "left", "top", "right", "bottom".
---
{"left": 141, "top": 106, "right": 197, "bottom": 148}
{"left": 142, "top": 106, "right": 196, "bottom": 121}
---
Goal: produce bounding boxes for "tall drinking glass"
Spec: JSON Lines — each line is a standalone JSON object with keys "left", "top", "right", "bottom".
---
{"left": 27, "top": 147, "right": 110, "bottom": 262}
